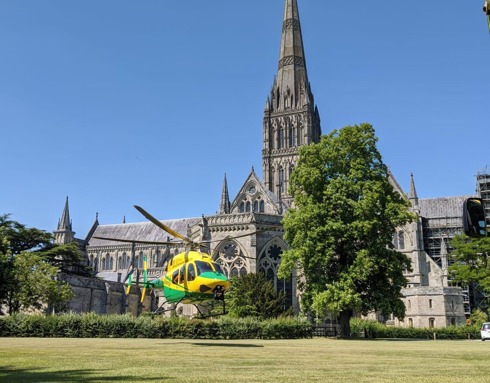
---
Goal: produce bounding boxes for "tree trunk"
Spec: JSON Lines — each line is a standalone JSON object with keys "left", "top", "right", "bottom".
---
{"left": 339, "top": 309, "right": 353, "bottom": 338}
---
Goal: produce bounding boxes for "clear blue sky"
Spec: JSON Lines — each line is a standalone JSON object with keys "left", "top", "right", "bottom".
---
{"left": 1, "top": 0, "right": 489, "bottom": 237}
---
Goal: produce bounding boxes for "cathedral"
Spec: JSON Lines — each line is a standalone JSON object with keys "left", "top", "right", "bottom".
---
{"left": 56, "top": 0, "right": 481, "bottom": 327}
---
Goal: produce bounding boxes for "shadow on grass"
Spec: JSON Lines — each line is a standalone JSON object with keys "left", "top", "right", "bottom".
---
{"left": 191, "top": 343, "right": 264, "bottom": 348}
{"left": 0, "top": 366, "right": 167, "bottom": 383}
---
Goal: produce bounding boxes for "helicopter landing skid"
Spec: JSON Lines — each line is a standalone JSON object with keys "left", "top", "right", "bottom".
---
{"left": 193, "top": 299, "right": 227, "bottom": 319}
{"left": 152, "top": 298, "right": 227, "bottom": 318}
{"left": 152, "top": 298, "right": 184, "bottom": 315}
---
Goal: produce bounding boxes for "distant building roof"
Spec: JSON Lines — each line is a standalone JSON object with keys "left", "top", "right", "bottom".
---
{"left": 419, "top": 196, "right": 470, "bottom": 219}
{"left": 87, "top": 217, "right": 201, "bottom": 247}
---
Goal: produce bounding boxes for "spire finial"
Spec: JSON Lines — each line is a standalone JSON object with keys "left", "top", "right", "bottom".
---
{"left": 409, "top": 173, "right": 420, "bottom": 212}
{"left": 58, "top": 196, "right": 72, "bottom": 231}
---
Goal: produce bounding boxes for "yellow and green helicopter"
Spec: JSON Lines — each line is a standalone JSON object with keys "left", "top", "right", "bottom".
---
{"left": 94, "top": 205, "right": 265, "bottom": 317}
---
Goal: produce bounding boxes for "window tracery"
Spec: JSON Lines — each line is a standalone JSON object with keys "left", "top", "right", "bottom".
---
{"left": 213, "top": 240, "right": 249, "bottom": 278}
{"left": 258, "top": 240, "right": 292, "bottom": 308}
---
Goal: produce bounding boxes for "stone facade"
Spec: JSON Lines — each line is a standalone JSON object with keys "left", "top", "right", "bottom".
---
{"left": 59, "top": 273, "right": 141, "bottom": 316}
{"left": 398, "top": 287, "right": 465, "bottom": 328}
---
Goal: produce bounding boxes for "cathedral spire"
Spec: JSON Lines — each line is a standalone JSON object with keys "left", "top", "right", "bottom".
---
{"left": 275, "top": 0, "right": 311, "bottom": 110}
{"left": 262, "top": 0, "right": 321, "bottom": 207}
{"left": 57, "top": 196, "right": 72, "bottom": 231}
{"left": 54, "top": 196, "right": 75, "bottom": 244}
{"left": 219, "top": 174, "right": 231, "bottom": 214}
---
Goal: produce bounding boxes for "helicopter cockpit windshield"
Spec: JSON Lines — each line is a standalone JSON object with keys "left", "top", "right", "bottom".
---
{"left": 195, "top": 260, "right": 214, "bottom": 275}
{"left": 213, "top": 262, "right": 225, "bottom": 275}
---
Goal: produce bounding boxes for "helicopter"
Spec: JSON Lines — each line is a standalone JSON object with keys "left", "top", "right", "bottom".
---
{"left": 484, "top": 0, "right": 490, "bottom": 31}
{"left": 463, "top": 197, "right": 488, "bottom": 238}
{"left": 93, "top": 205, "right": 271, "bottom": 317}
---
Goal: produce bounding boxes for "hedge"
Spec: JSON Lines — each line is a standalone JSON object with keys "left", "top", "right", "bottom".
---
{"left": 0, "top": 313, "right": 313, "bottom": 340}
{"left": 350, "top": 318, "right": 482, "bottom": 340}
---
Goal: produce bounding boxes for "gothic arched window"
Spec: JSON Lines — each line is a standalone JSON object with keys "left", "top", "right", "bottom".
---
{"left": 279, "top": 168, "right": 285, "bottom": 193}
{"left": 392, "top": 233, "right": 398, "bottom": 249}
{"left": 288, "top": 126, "right": 296, "bottom": 147}
{"left": 213, "top": 240, "right": 249, "bottom": 278}
{"left": 277, "top": 129, "right": 284, "bottom": 149}
{"left": 258, "top": 240, "right": 292, "bottom": 309}
{"left": 259, "top": 200, "right": 265, "bottom": 213}
{"left": 105, "top": 253, "right": 111, "bottom": 270}
{"left": 398, "top": 231, "right": 405, "bottom": 250}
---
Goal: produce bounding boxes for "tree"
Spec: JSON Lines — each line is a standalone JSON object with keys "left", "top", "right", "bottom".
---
{"left": 0, "top": 237, "right": 12, "bottom": 315}
{"left": 278, "top": 123, "right": 415, "bottom": 338}
{"left": 0, "top": 214, "right": 88, "bottom": 314}
{"left": 449, "top": 234, "right": 490, "bottom": 313}
{"left": 226, "top": 273, "right": 290, "bottom": 319}
{"left": 13, "top": 252, "right": 74, "bottom": 313}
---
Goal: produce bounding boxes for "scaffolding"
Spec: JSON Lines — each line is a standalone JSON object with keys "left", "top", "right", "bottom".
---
{"left": 420, "top": 197, "right": 473, "bottom": 315}
{"left": 420, "top": 197, "right": 466, "bottom": 268}
{"left": 476, "top": 170, "right": 490, "bottom": 225}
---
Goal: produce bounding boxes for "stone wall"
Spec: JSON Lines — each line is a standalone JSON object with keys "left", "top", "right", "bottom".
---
{"left": 398, "top": 286, "right": 465, "bottom": 328}
{"left": 59, "top": 273, "right": 141, "bottom": 316}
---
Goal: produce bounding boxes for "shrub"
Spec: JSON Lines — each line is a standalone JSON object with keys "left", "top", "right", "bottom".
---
{"left": 0, "top": 313, "right": 313, "bottom": 339}
{"left": 349, "top": 318, "right": 481, "bottom": 340}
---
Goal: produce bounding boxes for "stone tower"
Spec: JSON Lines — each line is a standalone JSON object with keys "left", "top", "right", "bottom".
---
{"left": 262, "top": 0, "right": 321, "bottom": 207}
{"left": 54, "top": 196, "right": 75, "bottom": 245}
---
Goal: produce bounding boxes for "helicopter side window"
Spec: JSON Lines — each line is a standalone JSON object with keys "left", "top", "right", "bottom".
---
{"left": 195, "top": 260, "right": 214, "bottom": 275}
{"left": 188, "top": 263, "right": 196, "bottom": 281}
{"left": 172, "top": 269, "right": 179, "bottom": 284}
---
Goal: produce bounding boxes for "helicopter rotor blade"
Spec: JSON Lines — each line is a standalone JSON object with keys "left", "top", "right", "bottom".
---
{"left": 199, "top": 226, "right": 280, "bottom": 245}
{"left": 134, "top": 205, "right": 193, "bottom": 244}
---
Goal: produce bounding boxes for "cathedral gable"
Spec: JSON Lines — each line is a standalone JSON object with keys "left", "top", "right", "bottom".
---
{"left": 229, "top": 170, "right": 284, "bottom": 215}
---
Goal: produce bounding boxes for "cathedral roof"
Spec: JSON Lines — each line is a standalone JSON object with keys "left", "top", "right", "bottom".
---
{"left": 419, "top": 196, "right": 471, "bottom": 219}
{"left": 87, "top": 217, "right": 201, "bottom": 247}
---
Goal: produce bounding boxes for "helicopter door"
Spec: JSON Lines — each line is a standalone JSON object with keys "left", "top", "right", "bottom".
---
{"left": 187, "top": 263, "right": 196, "bottom": 282}
{"left": 179, "top": 266, "right": 185, "bottom": 284}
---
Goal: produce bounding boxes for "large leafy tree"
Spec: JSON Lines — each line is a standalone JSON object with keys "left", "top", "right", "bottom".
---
{"left": 449, "top": 234, "right": 490, "bottom": 312}
{"left": 14, "top": 252, "right": 74, "bottom": 314}
{"left": 278, "top": 123, "right": 415, "bottom": 338}
{"left": 0, "top": 214, "right": 88, "bottom": 314}
{"left": 226, "top": 273, "right": 290, "bottom": 319}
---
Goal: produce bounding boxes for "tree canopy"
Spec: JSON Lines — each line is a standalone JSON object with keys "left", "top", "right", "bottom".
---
{"left": 226, "top": 273, "right": 290, "bottom": 319}
{"left": 449, "top": 234, "right": 490, "bottom": 313}
{"left": 0, "top": 214, "right": 88, "bottom": 314}
{"left": 278, "top": 123, "right": 415, "bottom": 337}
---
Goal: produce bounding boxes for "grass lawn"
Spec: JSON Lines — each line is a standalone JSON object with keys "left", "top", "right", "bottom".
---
{"left": 0, "top": 337, "right": 489, "bottom": 383}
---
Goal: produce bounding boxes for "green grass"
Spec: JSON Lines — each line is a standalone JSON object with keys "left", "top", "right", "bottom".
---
{"left": 0, "top": 338, "right": 489, "bottom": 383}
